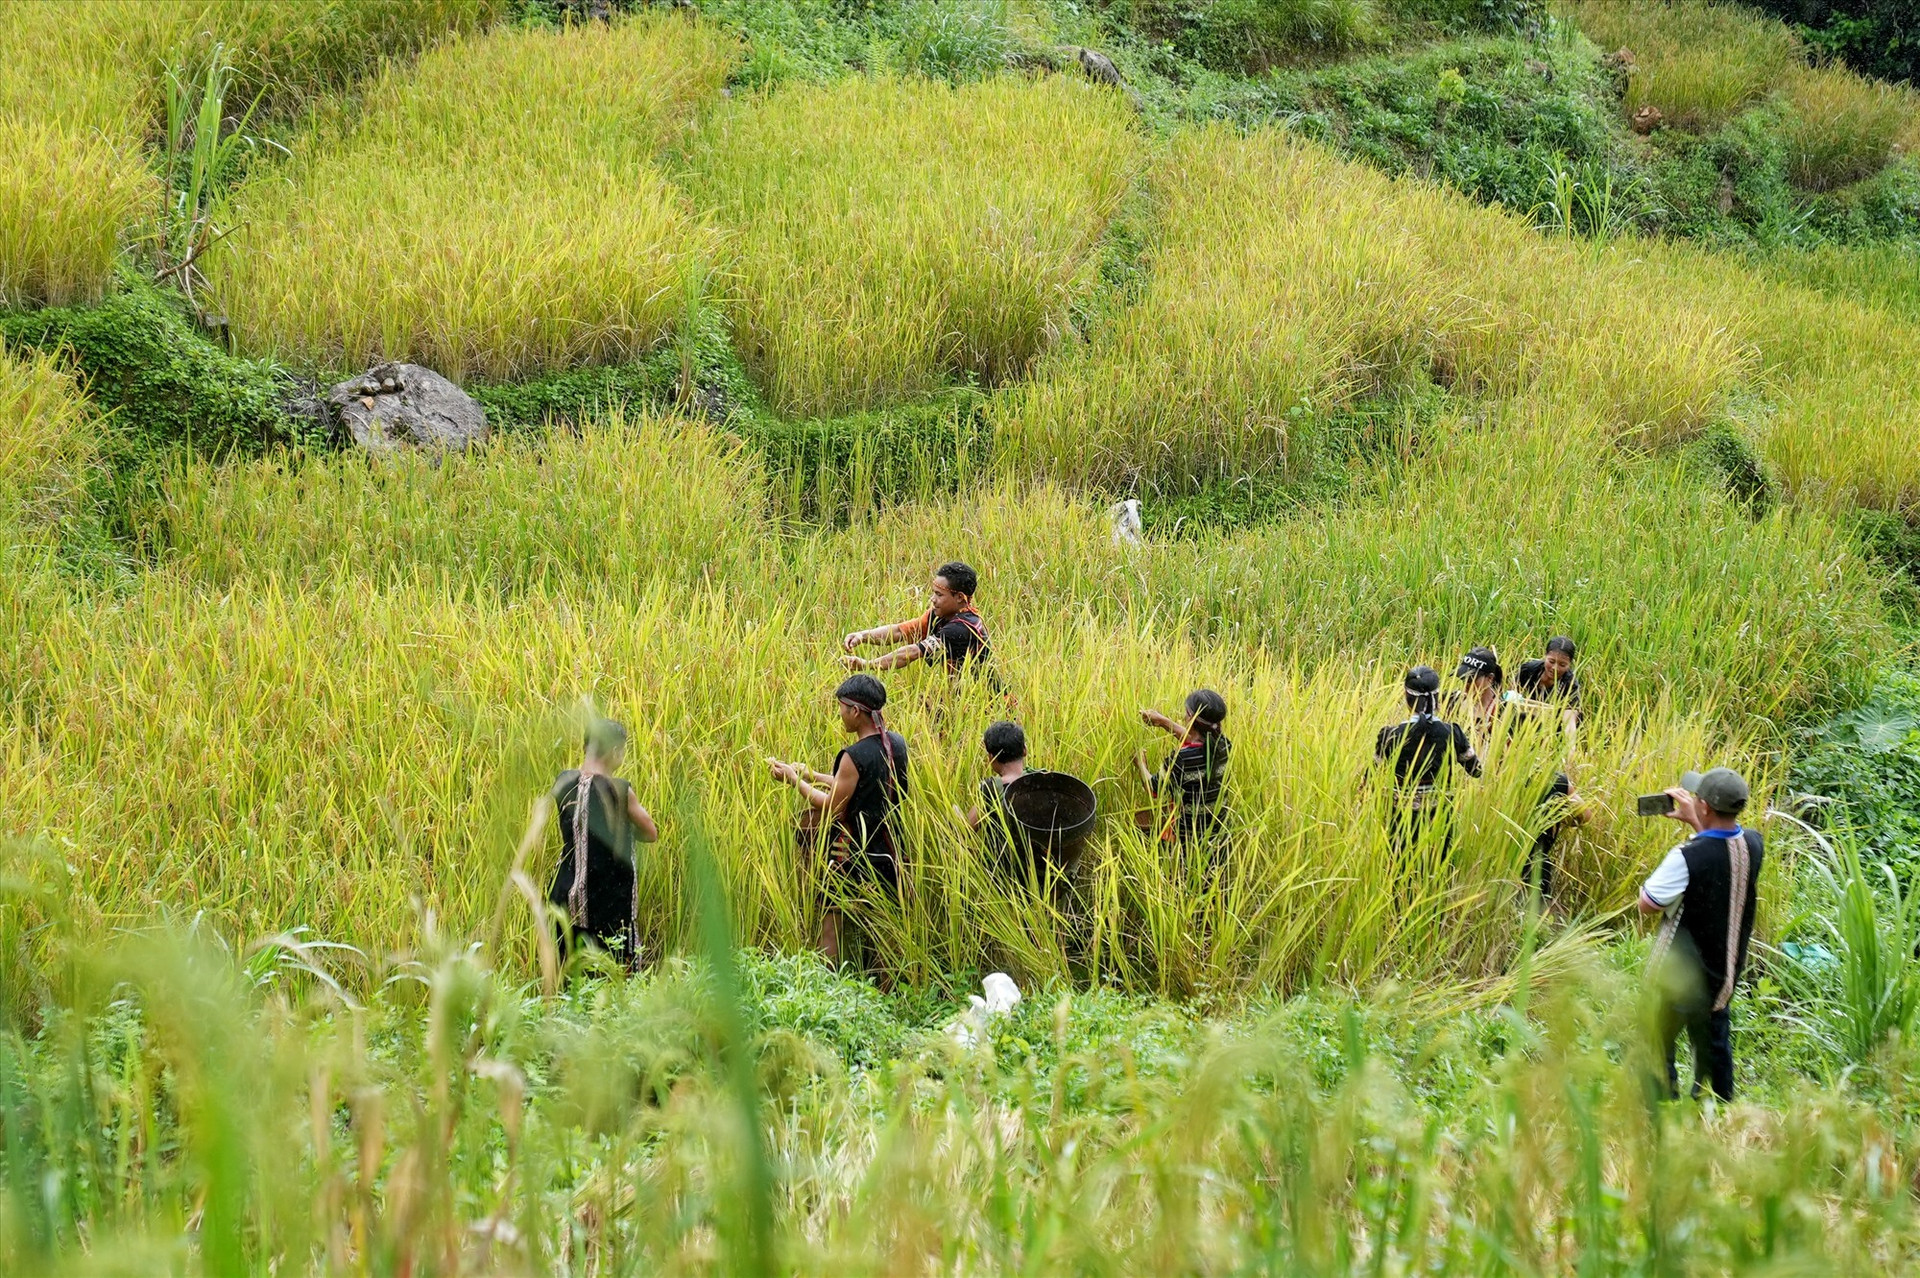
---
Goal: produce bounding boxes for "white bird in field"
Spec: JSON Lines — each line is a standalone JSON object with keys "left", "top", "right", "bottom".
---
{"left": 1109, "top": 498, "right": 1143, "bottom": 545}
{"left": 946, "top": 972, "right": 1024, "bottom": 1048}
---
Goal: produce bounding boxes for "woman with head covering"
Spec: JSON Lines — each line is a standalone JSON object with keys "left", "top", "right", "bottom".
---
{"left": 769, "top": 673, "right": 910, "bottom": 964}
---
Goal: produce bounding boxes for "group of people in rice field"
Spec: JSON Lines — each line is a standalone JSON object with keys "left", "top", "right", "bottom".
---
{"left": 543, "top": 560, "right": 1764, "bottom": 1104}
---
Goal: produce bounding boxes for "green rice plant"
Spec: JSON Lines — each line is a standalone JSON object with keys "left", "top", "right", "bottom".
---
{"left": 149, "top": 410, "right": 768, "bottom": 591}
{"left": 1778, "top": 813, "right": 1920, "bottom": 1066}
{"left": 1562, "top": 0, "right": 1801, "bottom": 128}
{"left": 1184, "top": 0, "right": 1384, "bottom": 72}
{"left": 681, "top": 74, "right": 1140, "bottom": 415}
{"left": 1779, "top": 62, "right": 1914, "bottom": 192}
{"left": 1753, "top": 242, "right": 1920, "bottom": 323}
{"left": 207, "top": 16, "right": 733, "bottom": 379}
{"left": 995, "top": 127, "right": 1744, "bottom": 492}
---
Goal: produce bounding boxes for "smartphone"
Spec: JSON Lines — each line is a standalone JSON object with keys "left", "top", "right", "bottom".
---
{"left": 1636, "top": 793, "right": 1676, "bottom": 818}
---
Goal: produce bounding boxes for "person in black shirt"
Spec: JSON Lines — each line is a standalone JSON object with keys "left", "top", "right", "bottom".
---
{"left": 1448, "top": 645, "right": 1504, "bottom": 746}
{"left": 1139, "top": 689, "right": 1230, "bottom": 846}
{"left": 1514, "top": 636, "right": 1584, "bottom": 897}
{"left": 1515, "top": 635, "right": 1582, "bottom": 740}
{"left": 547, "top": 718, "right": 659, "bottom": 968}
{"left": 1376, "top": 666, "right": 1481, "bottom": 854}
{"left": 964, "top": 719, "right": 1027, "bottom": 868}
{"left": 842, "top": 560, "right": 992, "bottom": 679}
{"left": 769, "top": 673, "right": 909, "bottom": 965}
{"left": 1637, "top": 767, "right": 1764, "bottom": 1101}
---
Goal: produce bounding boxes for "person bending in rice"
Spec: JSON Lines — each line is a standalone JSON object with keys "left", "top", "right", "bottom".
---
{"left": 842, "top": 560, "right": 992, "bottom": 679}
{"left": 768, "top": 674, "right": 909, "bottom": 966}
{"left": 1138, "top": 689, "right": 1231, "bottom": 848}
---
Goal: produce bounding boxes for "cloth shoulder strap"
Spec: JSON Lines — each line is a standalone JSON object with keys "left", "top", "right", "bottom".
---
{"left": 1714, "top": 831, "right": 1753, "bottom": 1012}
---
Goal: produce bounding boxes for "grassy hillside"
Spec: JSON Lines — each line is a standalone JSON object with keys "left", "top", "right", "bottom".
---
{"left": 8, "top": 0, "right": 1920, "bottom": 1272}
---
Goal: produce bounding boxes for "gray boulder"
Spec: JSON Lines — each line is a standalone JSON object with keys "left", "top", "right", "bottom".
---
{"left": 326, "top": 362, "right": 487, "bottom": 453}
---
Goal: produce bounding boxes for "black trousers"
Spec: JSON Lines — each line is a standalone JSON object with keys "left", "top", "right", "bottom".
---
{"left": 1660, "top": 998, "right": 1734, "bottom": 1101}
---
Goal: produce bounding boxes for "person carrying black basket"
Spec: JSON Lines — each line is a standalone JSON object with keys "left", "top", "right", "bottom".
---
{"left": 769, "top": 674, "right": 909, "bottom": 966}
{"left": 547, "top": 718, "right": 659, "bottom": 969}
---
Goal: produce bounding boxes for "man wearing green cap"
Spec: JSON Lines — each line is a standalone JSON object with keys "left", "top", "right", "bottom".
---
{"left": 1637, "top": 766, "right": 1765, "bottom": 1101}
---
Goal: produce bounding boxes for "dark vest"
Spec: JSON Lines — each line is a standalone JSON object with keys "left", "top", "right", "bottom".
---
{"left": 1657, "top": 829, "right": 1765, "bottom": 1010}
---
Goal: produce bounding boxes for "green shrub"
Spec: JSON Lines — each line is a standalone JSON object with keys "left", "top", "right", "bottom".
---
{"left": 0, "top": 277, "right": 286, "bottom": 457}
{"left": 739, "top": 392, "right": 993, "bottom": 523}
{"left": 1180, "top": 0, "right": 1383, "bottom": 72}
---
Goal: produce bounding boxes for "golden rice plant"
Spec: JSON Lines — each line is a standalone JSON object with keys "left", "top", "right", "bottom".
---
{"left": 1779, "top": 62, "right": 1914, "bottom": 191}
{"left": 682, "top": 73, "right": 1140, "bottom": 415}
{"left": 208, "top": 15, "right": 733, "bottom": 379}
{"left": 0, "top": 343, "right": 94, "bottom": 546}
{"left": 995, "top": 126, "right": 1744, "bottom": 490}
{"left": 0, "top": 119, "right": 154, "bottom": 308}
{"left": 1562, "top": 0, "right": 1801, "bottom": 128}
{"left": 0, "top": 0, "right": 500, "bottom": 308}
{"left": 0, "top": 418, "right": 1880, "bottom": 980}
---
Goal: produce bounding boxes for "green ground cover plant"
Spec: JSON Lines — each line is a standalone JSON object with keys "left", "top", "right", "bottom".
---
{"left": 208, "top": 15, "right": 732, "bottom": 380}
{"left": 681, "top": 73, "right": 1140, "bottom": 415}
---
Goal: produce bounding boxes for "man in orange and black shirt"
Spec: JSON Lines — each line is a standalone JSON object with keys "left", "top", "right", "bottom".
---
{"left": 842, "top": 561, "right": 992, "bottom": 677}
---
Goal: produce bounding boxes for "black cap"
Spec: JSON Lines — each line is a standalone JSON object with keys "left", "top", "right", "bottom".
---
{"left": 1455, "top": 646, "right": 1502, "bottom": 682}
{"left": 1404, "top": 665, "right": 1441, "bottom": 696}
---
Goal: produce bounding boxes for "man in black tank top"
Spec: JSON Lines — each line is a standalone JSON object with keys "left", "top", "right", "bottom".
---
{"left": 1376, "top": 665, "right": 1481, "bottom": 855}
{"left": 769, "top": 674, "right": 909, "bottom": 967}
{"left": 1638, "top": 767, "right": 1764, "bottom": 1101}
{"left": 547, "top": 718, "right": 659, "bottom": 968}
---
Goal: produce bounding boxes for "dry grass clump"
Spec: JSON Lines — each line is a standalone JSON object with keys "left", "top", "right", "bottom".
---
{"left": 0, "top": 0, "right": 500, "bottom": 309}
{"left": 996, "top": 126, "right": 1743, "bottom": 491}
{"left": 683, "top": 74, "right": 1140, "bottom": 416}
{"left": 209, "top": 16, "right": 732, "bottom": 379}
{"left": 1779, "top": 63, "right": 1915, "bottom": 192}
{"left": 1562, "top": 0, "right": 1800, "bottom": 128}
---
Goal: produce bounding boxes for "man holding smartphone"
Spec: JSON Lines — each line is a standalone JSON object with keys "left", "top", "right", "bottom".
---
{"left": 1636, "top": 767, "right": 1764, "bottom": 1101}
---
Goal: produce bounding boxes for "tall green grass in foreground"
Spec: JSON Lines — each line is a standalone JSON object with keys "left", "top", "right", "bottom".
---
{"left": 0, "top": 0, "right": 500, "bottom": 308}
{"left": 3, "top": 925, "right": 1918, "bottom": 1275}
{"left": 996, "top": 126, "right": 1744, "bottom": 492}
{"left": 1, "top": 408, "right": 1881, "bottom": 989}
{"left": 209, "top": 14, "right": 731, "bottom": 379}
{"left": 682, "top": 74, "right": 1140, "bottom": 415}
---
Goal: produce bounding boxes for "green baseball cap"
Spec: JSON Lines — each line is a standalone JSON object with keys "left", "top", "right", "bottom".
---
{"left": 1681, "top": 767, "right": 1749, "bottom": 815}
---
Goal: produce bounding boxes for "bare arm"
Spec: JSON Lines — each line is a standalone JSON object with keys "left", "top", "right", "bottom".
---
{"left": 848, "top": 642, "right": 924, "bottom": 673}
{"left": 843, "top": 614, "right": 928, "bottom": 653}
{"left": 625, "top": 788, "right": 659, "bottom": 843}
{"left": 1139, "top": 709, "right": 1187, "bottom": 740}
{"left": 769, "top": 757, "right": 834, "bottom": 810}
